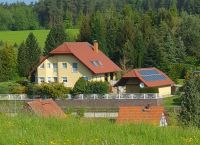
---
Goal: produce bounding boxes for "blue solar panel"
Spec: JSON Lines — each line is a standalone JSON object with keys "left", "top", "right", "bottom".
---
{"left": 139, "top": 70, "right": 159, "bottom": 75}
{"left": 142, "top": 75, "right": 166, "bottom": 82}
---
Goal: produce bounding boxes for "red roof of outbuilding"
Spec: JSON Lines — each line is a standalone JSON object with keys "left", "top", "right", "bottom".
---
{"left": 45, "top": 42, "right": 121, "bottom": 74}
{"left": 27, "top": 99, "right": 66, "bottom": 118}
{"left": 121, "top": 67, "right": 174, "bottom": 87}
{"left": 117, "top": 106, "right": 165, "bottom": 125}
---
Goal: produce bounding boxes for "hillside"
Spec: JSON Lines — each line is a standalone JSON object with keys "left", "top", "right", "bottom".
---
{"left": 0, "top": 29, "right": 79, "bottom": 47}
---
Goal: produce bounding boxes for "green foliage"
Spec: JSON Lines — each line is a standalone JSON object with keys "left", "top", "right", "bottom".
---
{"left": 44, "top": 24, "right": 67, "bottom": 55}
{"left": 72, "top": 77, "right": 109, "bottom": 95}
{"left": 17, "top": 33, "right": 41, "bottom": 77}
{"left": 76, "top": 108, "right": 85, "bottom": 118}
{"left": 29, "top": 83, "right": 71, "bottom": 99}
{"left": 180, "top": 73, "right": 200, "bottom": 127}
{"left": 0, "top": 44, "right": 17, "bottom": 82}
{"left": 88, "top": 81, "right": 109, "bottom": 94}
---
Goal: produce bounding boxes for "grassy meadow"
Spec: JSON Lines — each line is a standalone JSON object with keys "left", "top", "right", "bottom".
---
{"left": 0, "top": 114, "right": 200, "bottom": 145}
{"left": 0, "top": 29, "right": 79, "bottom": 47}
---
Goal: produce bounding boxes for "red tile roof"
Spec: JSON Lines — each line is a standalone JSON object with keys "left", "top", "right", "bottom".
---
{"left": 49, "top": 42, "right": 121, "bottom": 74}
{"left": 121, "top": 67, "right": 174, "bottom": 87}
{"left": 27, "top": 99, "right": 66, "bottom": 118}
{"left": 117, "top": 106, "right": 165, "bottom": 125}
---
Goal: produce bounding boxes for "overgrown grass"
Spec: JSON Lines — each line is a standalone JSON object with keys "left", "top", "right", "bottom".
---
{"left": 0, "top": 29, "right": 79, "bottom": 47}
{"left": 0, "top": 114, "right": 199, "bottom": 145}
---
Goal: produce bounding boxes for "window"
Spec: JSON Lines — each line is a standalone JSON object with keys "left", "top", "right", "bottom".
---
{"left": 53, "top": 63, "right": 58, "bottom": 72}
{"left": 39, "top": 77, "right": 45, "bottom": 83}
{"left": 91, "top": 60, "right": 103, "bottom": 67}
{"left": 47, "top": 63, "right": 51, "bottom": 68}
{"left": 62, "top": 77, "right": 68, "bottom": 83}
{"left": 53, "top": 77, "right": 58, "bottom": 82}
{"left": 39, "top": 63, "right": 45, "bottom": 69}
{"left": 62, "top": 63, "right": 67, "bottom": 69}
{"left": 48, "top": 77, "right": 51, "bottom": 83}
{"left": 83, "top": 76, "right": 89, "bottom": 81}
{"left": 72, "top": 63, "right": 78, "bottom": 72}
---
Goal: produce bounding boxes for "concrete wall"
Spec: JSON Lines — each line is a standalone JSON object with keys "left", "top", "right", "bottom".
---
{"left": 55, "top": 99, "right": 163, "bottom": 111}
{"left": 36, "top": 54, "right": 116, "bottom": 88}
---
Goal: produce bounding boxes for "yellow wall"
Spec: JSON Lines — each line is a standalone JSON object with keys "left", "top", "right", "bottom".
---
{"left": 36, "top": 54, "right": 116, "bottom": 88}
{"left": 158, "top": 86, "right": 172, "bottom": 97}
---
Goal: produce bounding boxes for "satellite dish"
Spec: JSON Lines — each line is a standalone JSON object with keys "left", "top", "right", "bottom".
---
{"left": 139, "top": 83, "right": 145, "bottom": 88}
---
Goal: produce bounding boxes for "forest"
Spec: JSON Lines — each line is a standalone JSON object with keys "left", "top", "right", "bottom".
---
{"left": 0, "top": 0, "right": 200, "bottom": 82}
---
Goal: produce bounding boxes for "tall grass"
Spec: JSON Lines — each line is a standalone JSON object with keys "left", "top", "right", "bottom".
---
{"left": 0, "top": 114, "right": 199, "bottom": 145}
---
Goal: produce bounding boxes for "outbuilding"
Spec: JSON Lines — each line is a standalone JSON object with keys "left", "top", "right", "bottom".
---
{"left": 115, "top": 67, "right": 174, "bottom": 97}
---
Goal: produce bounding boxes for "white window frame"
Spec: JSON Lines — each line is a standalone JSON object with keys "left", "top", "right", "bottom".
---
{"left": 47, "top": 77, "right": 51, "bottom": 83}
{"left": 72, "top": 63, "right": 78, "bottom": 73}
{"left": 62, "top": 63, "right": 67, "bottom": 69}
{"left": 47, "top": 63, "right": 51, "bottom": 68}
{"left": 39, "top": 77, "right": 45, "bottom": 83}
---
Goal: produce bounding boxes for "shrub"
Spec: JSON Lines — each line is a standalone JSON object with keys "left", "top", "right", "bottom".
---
{"left": 76, "top": 108, "right": 85, "bottom": 118}
{"left": 10, "top": 85, "right": 27, "bottom": 94}
{"left": 72, "top": 77, "right": 109, "bottom": 95}
{"left": 71, "top": 77, "right": 88, "bottom": 95}
{"left": 88, "top": 81, "right": 109, "bottom": 94}
{"left": 27, "top": 83, "right": 71, "bottom": 99}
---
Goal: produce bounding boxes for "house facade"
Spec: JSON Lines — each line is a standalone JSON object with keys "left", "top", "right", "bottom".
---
{"left": 31, "top": 41, "right": 121, "bottom": 88}
{"left": 115, "top": 67, "right": 174, "bottom": 97}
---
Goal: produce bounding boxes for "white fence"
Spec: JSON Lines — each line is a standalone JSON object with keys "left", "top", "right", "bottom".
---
{"left": 0, "top": 93, "right": 161, "bottom": 100}
{"left": 69, "top": 93, "right": 161, "bottom": 100}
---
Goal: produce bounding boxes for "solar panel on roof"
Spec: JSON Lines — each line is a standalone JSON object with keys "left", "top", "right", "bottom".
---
{"left": 142, "top": 75, "right": 166, "bottom": 82}
{"left": 139, "top": 69, "right": 159, "bottom": 75}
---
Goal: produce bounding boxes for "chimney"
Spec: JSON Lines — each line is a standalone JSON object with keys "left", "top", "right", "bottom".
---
{"left": 93, "top": 40, "right": 99, "bottom": 53}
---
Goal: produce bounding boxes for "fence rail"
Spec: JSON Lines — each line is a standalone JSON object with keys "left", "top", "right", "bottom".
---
{"left": 0, "top": 93, "right": 161, "bottom": 100}
{"left": 69, "top": 93, "right": 161, "bottom": 100}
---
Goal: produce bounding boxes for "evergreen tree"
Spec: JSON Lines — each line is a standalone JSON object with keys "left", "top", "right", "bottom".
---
{"left": 120, "top": 39, "right": 135, "bottom": 71}
{"left": 78, "top": 15, "right": 92, "bottom": 43}
{"left": 175, "top": 36, "right": 186, "bottom": 62}
{"left": 25, "top": 33, "right": 41, "bottom": 72}
{"left": 44, "top": 24, "right": 67, "bottom": 55}
{"left": 135, "top": 30, "right": 145, "bottom": 68}
{"left": 144, "top": 36, "right": 160, "bottom": 67}
{"left": 180, "top": 73, "right": 200, "bottom": 127}
{"left": 0, "top": 44, "right": 17, "bottom": 81}
{"left": 90, "top": 12, "right": 107, "bottom": 55}
{"left": 17, "top": 41, "right": 28, "bottom": 77}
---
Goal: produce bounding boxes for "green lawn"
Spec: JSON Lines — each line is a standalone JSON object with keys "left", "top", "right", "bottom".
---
{"left": 0, "top": 115, "right": 199, "bottom": 145}
{"left": 0, "top": 29, "right": 79, "bottom": 47}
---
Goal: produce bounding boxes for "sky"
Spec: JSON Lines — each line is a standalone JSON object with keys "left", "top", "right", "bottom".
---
{"left": 0, "top": 0, "right": 37, "bottom": 4}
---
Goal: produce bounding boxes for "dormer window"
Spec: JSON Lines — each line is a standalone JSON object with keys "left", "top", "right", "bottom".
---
{"left": 91, "top": 60, "right": 103, "bottom": 67}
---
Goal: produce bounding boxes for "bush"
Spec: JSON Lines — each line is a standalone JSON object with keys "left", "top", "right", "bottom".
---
{"left": 72, "top": 77, "right": 109, "bottom": 95}
{"left": 27, "top": 83, "right": 71, "bottom": 99}
{"left": 88, "top": 81, "right": 109, "bottom": 94}
{"left": 10, "top": 85, "right": 27, "bottom": 94}
{"left": 71, "top": 77, "right": 88, "bottom": 95}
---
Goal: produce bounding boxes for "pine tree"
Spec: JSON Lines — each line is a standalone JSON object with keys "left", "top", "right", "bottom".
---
{"left": 44, "top": 24, "right": 67, "bottom": 55}
{"left": 135, "top": 30, "right": 145, "bottom": 68}
{"left": 78, "top": 15, "right": 92, "bottom": 43}
{"left": 180, "top": 73, "right": 200, "bottom": 127}
{"left": 90, "top": 12, "right": 107, "bottom": 55}
{"left": 0, "top": 44, "right": 17, "bottom": 81}
{"left": 25, "top": 33, "right": 41, "bottom": 72}
{"left": 17, "top": 41, "right": 28, "bottom": 77}
{"left": 120, "top": 39, "right": 135, "bottom": 71}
